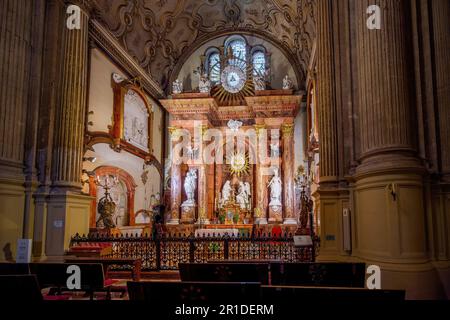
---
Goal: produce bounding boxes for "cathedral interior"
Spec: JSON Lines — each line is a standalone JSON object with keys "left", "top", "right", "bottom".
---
{"left": 0, "top": 0, "right": 449, "bottom": 303}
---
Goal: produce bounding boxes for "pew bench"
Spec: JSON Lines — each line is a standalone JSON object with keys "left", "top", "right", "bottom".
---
{"left": 64, "top": 257, "right": 142, "bottom": 281}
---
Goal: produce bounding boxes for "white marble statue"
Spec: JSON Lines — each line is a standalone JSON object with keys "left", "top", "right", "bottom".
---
{"left": 253, "top": 76, "right": 265, "bottom": 91}
{"left": 182, "top": 168, "right": 197, "bottom": 206}
{"left": 227, "top": 119, "right": 243, "bottom": 132}
{"left": 173, "top": 79, "right": 183, "bottom": 94}
{"left": 268, "top": 167, "right": 282, "bottom": 206}
{"left": 283, "top": 75, "right": 293, "bottom": 90}
{"left": 235, "top": 182, "right": 247, "bottom": 210}
{"left": 270, "top": 143, "right": 280, "bottom": 157}
{"left": 199, "top": 73, "right": 211, "bottom": 93}
{"left": 221, "top": 180, "right": 232, "bottom": 205}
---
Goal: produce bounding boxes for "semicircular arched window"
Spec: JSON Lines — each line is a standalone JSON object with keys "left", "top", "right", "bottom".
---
{"left": 252, "top": 51, "right": 266, "bottom": 76}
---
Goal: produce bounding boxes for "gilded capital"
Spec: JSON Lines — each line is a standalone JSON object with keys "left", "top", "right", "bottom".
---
{"left": 281, "top": 123, "right": 294, "bottom": 137}
{"left": 254, "top": 124, "right": 266, "bottom": 137}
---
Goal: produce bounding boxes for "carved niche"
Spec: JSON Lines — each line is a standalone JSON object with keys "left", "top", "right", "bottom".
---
{"left": 111, "top": 74, "right": 154, "bottom": 158}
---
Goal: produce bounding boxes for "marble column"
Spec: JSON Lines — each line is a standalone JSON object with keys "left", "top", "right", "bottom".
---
{"left": 197, "top": 165, "right": 210, "bottom": 224}
{"left": 46, "top": 2, "right": 93, "bottom": 256}
{"left": 282, "top": 123, "right": 297, "bottom": 225}
{"left": 168, "top": 127, "right": 181, "bottom": 224}
{"left": 196, "top": 124, "right": 210, "bottom": 224}
{"left": 254, "top": 124, "right": 268, "bottom": 224}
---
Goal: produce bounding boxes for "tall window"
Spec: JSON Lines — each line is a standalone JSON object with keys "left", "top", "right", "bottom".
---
{"left": 252, "top": 51, "right": 266, "bottom": 76}
{"left": 208, "top": 52, "right": 220, "bottom": 83}
{"left": 229, "top": 39, "right": 246, "bottom": 61}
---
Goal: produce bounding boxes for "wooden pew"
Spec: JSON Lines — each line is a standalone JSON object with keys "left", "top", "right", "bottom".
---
{"left": 270, "top": 262, "right": 366, "bottom": 288}
{"left": 261, "top": 285, "right": 405, "bottom": 302}
{"left": 179, "top": 262, "right": 270, "bottom": 284}
{"left": 29, "top": 262, "right": 117, "bottom": 300}
{"left": 127, "top": 281, "right": 261, "bottom": 304}
{"left": 64, "top": 257, "right": 141, "bottom": 281}
{"left": 0, "top": 275, "right": 43, "bottom": 302}
{"left": 0, "top": 262, "right": 30, "bottom": 275}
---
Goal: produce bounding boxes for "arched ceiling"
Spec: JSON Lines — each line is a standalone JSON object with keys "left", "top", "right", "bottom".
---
{"left": 91, "top": 0, "right": 316, "bottom": 93}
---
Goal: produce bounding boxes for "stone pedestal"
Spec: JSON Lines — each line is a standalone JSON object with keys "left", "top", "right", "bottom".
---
{"left": 180, "top": 203, "right": 196, "bottom": 224}
{"left": 45, "top": 192, "right": 93, "bottom": 256}
{"left": 268, "top": 205, "right": 283, "bottom": 223}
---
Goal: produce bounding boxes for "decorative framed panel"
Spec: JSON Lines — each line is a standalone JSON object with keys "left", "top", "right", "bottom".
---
{"left": 111, "top": 74, "right": 154, "bottom": 159}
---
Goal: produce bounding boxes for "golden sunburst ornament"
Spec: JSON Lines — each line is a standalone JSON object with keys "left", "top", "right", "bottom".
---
{"left": 227, "top": 152, "right": 250, "bottom": 176}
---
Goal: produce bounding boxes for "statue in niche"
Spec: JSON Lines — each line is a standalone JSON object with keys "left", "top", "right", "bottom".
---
{"left": 199, "top": 73, "right": 211, "bottom": 93}
{"left": 253, "top": 76, "right": 265, "bottom": 91}
{"left": 270, "top": 143, "right": 280, "bottom": 157}
{"left": 283, "top": 75, "right": 293, "bottom": 90}
{"left": 268, "top": 167, "right": 282, "bottom": 206}
{"left": 182, "top": 168, "right": 197, "bottom": 206}
{"left": 221, "top": 180, "right": 232, "bottom": 205}
{"left": 236, "top": 181, "right": 252, "bottom": 210}
{"left": 173, "top": 79, "right": 183, "bottom": 94}
{"left": 236, "top": 182, "right": 247, "bottom": 210}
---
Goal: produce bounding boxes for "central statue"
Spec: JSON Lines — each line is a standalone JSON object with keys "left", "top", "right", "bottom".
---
{"left": 182, "top": 168, "right": 197, "bottom": 206}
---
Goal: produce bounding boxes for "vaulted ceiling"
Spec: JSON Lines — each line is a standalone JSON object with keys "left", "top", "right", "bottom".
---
{"left": 91, "top": 0, "right": 316, "bottom": 92}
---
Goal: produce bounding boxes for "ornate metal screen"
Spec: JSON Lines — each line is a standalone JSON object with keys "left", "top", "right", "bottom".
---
{"left": 70, "top": 233, "right": 318, "bottom": 271}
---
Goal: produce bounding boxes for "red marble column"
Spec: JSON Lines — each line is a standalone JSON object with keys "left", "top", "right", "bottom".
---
{"left": 282, "top": 123, "right": 297, "bottom": 224}
{"left": 168, "top": 127, "right": 181, "bottom": 224}
{"left": 254, "top": 124, "right": 268, "bottom": 224}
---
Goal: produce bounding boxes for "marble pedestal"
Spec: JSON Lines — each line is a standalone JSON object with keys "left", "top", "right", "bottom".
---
{"left": 268, "top": 205, "right": 283, "bottom": 223}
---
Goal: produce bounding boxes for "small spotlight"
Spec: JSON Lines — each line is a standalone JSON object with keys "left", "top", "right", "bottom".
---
{"left": 83, "top": 157, "right": 97, "bottom": 163}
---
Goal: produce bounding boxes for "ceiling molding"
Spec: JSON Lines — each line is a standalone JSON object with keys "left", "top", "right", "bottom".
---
{"left": 89, "top": 19, "right": 165, "bottom": 99}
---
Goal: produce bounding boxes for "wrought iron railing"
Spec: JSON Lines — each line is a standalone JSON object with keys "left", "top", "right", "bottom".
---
{"left": 69, "top": 232, "right": 319, "bottom": 271}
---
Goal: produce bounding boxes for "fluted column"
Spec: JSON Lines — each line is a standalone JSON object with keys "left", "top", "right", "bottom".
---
{"left": 254, "top": 124, "right": 268, "bottom": 224}
{"left": 168, "top": 127, "right": 181, "bottom": 224}
{"left": 431, "top": 0, "right": 450, "bottom": 181}
{"left": 352, "top": 0, "right": 429, "bottom": 269}
{"left": 0, "top": 0, "right": 33, "bottom": 175}
{"left": 51, "top": 2, "right": 89, "bottom": 190}
{"left": 316, "top": 0, "right": 338, "bottom": 183}
{"left": 355, "top": 0, "right": 417, "bottom": 169}
{"left": 282, "top": 123, "right": 296, "bottom": 224}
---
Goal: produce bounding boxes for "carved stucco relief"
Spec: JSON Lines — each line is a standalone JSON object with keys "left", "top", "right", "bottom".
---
{"left": 91, "top": 0, "right": 316, "bottom": 91}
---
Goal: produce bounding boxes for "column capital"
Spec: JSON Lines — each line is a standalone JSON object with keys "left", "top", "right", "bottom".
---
{"left": 254, "top": 124, "right": 266, "bottom": 137}
{"left": 281, "top": 123, "right": 294, "bottom": 137}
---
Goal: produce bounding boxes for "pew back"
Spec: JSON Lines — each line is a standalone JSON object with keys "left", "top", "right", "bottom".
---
{"left": 179, "top": 262, "right": 269, "bottom": 284}
{"left": 270, "top": 262, "right": 366, "bottom": 288}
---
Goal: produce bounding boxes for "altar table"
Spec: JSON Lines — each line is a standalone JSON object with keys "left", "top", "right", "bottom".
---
{"left": 195, "top": 228, "right": 239, "bottom": 237}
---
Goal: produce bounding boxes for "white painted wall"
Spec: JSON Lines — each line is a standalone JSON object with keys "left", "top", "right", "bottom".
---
{"left": 85, "top": 49, "right": 163, "bottom": 220}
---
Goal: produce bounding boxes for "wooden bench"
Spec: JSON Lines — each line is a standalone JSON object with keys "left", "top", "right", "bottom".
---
{"left": 0, "top": 262, "right": 30, "bottom": 275}
{"left": 0, "top": 275, "right": 43, "bottom": 302}
{"left": 127, "top": 281, "right": 261, "bottom": 304}
{"left": 179, "top": 262, "right": 269, "bottom": 284}
{"left": 64, "top": 257, "right": 141, "bottom": 281}
{"left": 261, "top": 285, "right": 405, "bottom": 302}
{"left": 29, "top": 262, "right": 120, "bottom": 300}
{"left": 270, "top": 262, "right": 366, "bottom": 288}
